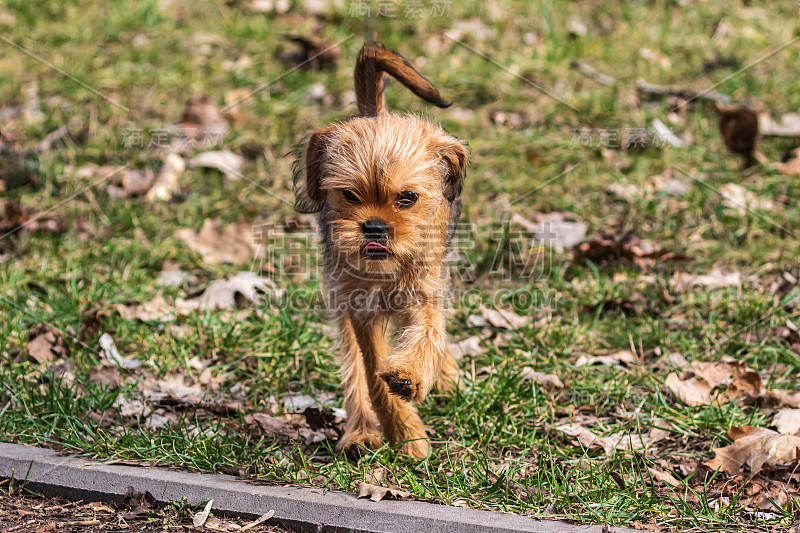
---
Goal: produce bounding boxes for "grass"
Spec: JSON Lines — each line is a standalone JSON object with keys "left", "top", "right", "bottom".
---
{"left": 1, "top": 0, "right": 800, "bottom": 530}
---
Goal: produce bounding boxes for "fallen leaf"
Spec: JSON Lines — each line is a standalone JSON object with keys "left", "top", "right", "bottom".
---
{"left": 26, "top": 324, "right": 69, "bottom": 364}
{"left": 690, "top": 359, "right": 750, "bottom": 389}
{"left": 356, "top": 482, "right": 411, "bottom": 502}
{"left": 778, "top": 147, "right": 800, "bottom": 177}
{"left": 302, "top": 406, "right": 336, "bottom": 431}
{"left": 180, "top": 94, "right": 229, "bottom": 148}
{"left": 193, "top": 499, "right": 213, "bottom": 527}
{"left": 114, "top": 395, "right": 151, "bottom": 418}
{"left": 575, "top": 350, "right": 637, "bottom": 367}
{"left": 240, "top": 510, "right": 275, "bottom": 531}
{"left": 146, "top": 153, "right": 185, "bottom": 202}
{"left": 244, "top": 413, "right": 292, "bottom": 436}
{"left": 99, "top": 333, "right": 141, "bottom": 369}
{"left": 175, "top": 218, "right": 261, "bottom": 264}
{"left": 189, "top": 150, "right": 245, "bottom": 180}
{"left": 606, "top": 171, "right": 690, "bottom": 201}
{"left": 704, "top": 426, "right": 800, "bottom": 475}
{"left": 281, "top": 391, "right": 336, "bottom": 411}
{"left": 448, "top": 336, "right": 482, "bottom": 359}
{"left": 651, "top": 118, "right": 685, "bottom": 147}
{"left": 175, "top": 272, "right": 278, "bottom": 312}
{"left": 121, "top": 487, "right": 156, "bottom": 518}
{"left": 510, "top": 212, "right": 587, "bottom": 249}
{"left": 758, "top": 112, "right": 800, "bottom": 137}
{"left": 768, "top": 389, "right": 800, "bottom": 408}
{"left": 247, "top": 0, "right": 290, "bottom": 14}
{"left": 573, "top": 232, "right": 687, "bottom": 268}
{"left": 671, "top": 269, "right": 741, "bottom": 292}
{"left": 141, "top": 373, "right": 204, "bottom": 405}
{"left": 155, "top": 268, "right": 190, "bottom": 287}
{"left": 519, "top": 368, "right": 563, "bottom": 389}
{"left": 114, "top": 293, "right": 175, "bottom": 322}
{"left": 647, "top": 466, "right": 681, "bottom": 487}
{"left": 118, "top": 273, "right": 278, "bottom": 322}
{"left": 88, "top": 365, "right": 121, "bottom": 389}
{"left": 665, "top": 373, "right": 713, "bottom": 406}
{"left": 718, "top": 183, "right": 773, "bottom": 213}
{"left": 774, "top": 410, "right": 800, "bottom": 435}
{"left": 478, "top": 306, "right": 529, "bottom": 330}
{"left": 106, "top": 168, "right": 155, "bottom": 198}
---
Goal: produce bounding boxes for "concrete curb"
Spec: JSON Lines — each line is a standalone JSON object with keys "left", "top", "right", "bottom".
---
{"left": 0, "top": 442, "right": 644, "bottom": 533}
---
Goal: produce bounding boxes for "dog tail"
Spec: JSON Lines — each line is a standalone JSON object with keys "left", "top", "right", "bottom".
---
{"left": 354, "top": 42, "right": 452, "bottom": 117}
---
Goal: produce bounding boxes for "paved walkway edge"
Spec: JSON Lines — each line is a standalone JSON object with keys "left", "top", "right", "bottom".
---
{"left": 0, "top": 442, "right": 641, "bottom": 533}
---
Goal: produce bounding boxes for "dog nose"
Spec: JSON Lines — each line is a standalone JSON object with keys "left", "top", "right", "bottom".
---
{"left": 362, "top": 219, "right": 388, "bottom": 239}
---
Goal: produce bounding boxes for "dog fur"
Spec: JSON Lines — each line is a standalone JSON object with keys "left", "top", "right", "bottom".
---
{"left": 292, "top": 42, "right": 468, "bottom": 458}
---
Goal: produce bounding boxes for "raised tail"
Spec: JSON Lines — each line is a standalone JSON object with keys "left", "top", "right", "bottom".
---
{"left": 354, "top": 42, "right": 452, "bottom": 117}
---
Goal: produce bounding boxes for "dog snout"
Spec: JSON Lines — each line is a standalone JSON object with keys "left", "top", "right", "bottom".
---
{"left": 362, "top": 219, "right": 388, "bottom": 240}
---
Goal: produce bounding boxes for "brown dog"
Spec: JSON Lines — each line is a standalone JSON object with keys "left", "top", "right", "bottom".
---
{"left": 293, "top": 42, "right": 468, "bottom": 458}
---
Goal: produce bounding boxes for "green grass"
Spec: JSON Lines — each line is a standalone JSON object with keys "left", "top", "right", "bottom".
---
{"left": 2, "top": 0, "right": 800, "bottom": 531}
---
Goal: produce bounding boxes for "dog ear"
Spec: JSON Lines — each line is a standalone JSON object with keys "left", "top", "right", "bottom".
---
{"left": 439, "top": 137, "right": 468, "bottom": 201}
{"left": 293, "top": 125, "right": 339, "bottom": 213}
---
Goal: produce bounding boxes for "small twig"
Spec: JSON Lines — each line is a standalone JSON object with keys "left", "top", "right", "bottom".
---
{"left": 636, "top": 78, "right": 730, "bottom": 105}
{"left": 570, "top": 60, "right": 616, "bottom": 86}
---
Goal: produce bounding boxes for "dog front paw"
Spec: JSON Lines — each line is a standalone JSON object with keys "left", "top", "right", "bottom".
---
{"left": 380, "top": 369, "right": 425, "bottom": 402}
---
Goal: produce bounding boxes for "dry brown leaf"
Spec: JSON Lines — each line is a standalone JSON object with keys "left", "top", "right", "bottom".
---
{"left": 704, "top": 426, "right": 800, "bottom": 475}
{"left": 779, "top": 147, "right": 800, "bottom": 176}
{"left": 244, "top": 413, "right": 292, "bottom": 437}
{"left": 690, "top": 358, "right": 752, "bottom": 389}
{"left": 448, "top": 336, "right": 482, "bottom": 359}
{"left": 554, "top": 422, "right": 666, "bottom": 455}
{"left": 647, "top": 466, "right": 681, "bottom": 487}
{"left": 773, "top": 409, "right": 800, "bottom": 435}
{"left": 665, "top": 373, "right": 713, "bottom": 406}
{"left": 758, "top": 112, "right": 800, "bottom": 136}
{"left": 356, "top": 482, "right": 412, "bottom": 502}
{"left": 114, "top": 395, "right": 151, "bottom": 418}
{"left": 99, "top": 333, "right": 141, "bottom": 369}
{"left": 768, "top": 389, "right": 800, "bottom": 408}
{"left": 114, "top": 293, "right": 175, "bottom": 322}
{"left": 718, "top": 183, "right": 774, "bottom": 213}
{"left": 189, "top": 150, "right": 245, "bottom": 181}
{"left": 175, "top": 218, "right": 261, "bottom": 264}
{"left": 472, "top": 306, "right": 528, "bottom": 330}
{"left": 519, "top": 368, "right": 563, "bottom": 389}
{"left": 146, "top": 153, "right": 185, "bottom": 202}
{"left": 509, "top": 212, "right": 587, "bottom": 249}
{"left": 179, "top": 94, "right": 228, "bottom": 148}
{"left": 26, "top": 324, "right": 69, "bottom": 364}
{"left": 106, "top": 168, "right": 155, "bottom": 198}
{"left": 671, "top": 269, "right": 741, "bottom": 292}
{"left": 141, "top": 373, "right": 204, "bottom": 405}
{"left": 573, "top": 232, "right": 687, "bottom": 268}
{"left": 575, "top": 350, "right": 637, "bottom": 367}
{"left": 240, "top": 510, "right": 275, "bottom": 531}
{"left": 175, "top": 272, "right": 278, "bottom": 312}
{"left": 193, "top": 499, "right": 213, "bottom": 527}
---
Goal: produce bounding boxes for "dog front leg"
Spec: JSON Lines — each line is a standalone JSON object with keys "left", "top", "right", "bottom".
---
{"left": 380, "top": 304, "right": 448, "bottom": 404}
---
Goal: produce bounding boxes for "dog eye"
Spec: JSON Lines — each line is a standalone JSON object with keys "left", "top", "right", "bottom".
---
{"left": 396, "top": 191, "right": 418, "bottom": 208}
{"left": 341, "top": 190, "right": 360, "bottom": 203}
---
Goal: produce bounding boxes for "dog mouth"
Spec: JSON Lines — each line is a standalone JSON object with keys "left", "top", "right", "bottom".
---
{"left": 361, "top": 241, "right": 392, "bottom": 258}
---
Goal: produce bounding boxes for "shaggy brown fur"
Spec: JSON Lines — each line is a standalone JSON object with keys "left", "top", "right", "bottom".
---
{"left": 292, "top": 42, "right": 468, "bottom": 458}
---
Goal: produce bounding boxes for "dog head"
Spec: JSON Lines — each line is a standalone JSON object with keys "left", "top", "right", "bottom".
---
{"left": 293, "top": 114, "right": 467, "bottom": 276}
